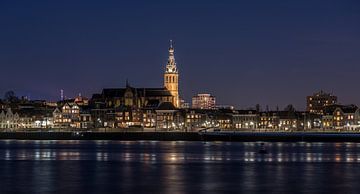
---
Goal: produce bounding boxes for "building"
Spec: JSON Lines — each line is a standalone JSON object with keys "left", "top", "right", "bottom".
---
{"left": 322, "top": 105, "right": 338, "bottom": 129}
{"left": 259, "top": 111, "right": 280, "bottom": 129}
{"left": 232, "top": 110, "right": 259, "bottom": 129}
{"left": 0, "top": 107, "right": 54, "bottom": 130}
{"left": 53, "top": 102, "right": 93, "bottom": 129}
{"left": 213, "top": 109, "right": 234, "bottom": 129}
{"left": 155, "top": 102, "right": 183, "bottom": 131}
{"left": 88, "top": 41, "right": 181, "bottom": 128}
{"left": 180, "top": 99, "right": 190, "bottom": 109}
{"left": 192, "top": 94, "right": 216, "bottom": 109}
{"left": 91, "top": 41, "right": 180, "bottom": 110}
{"left": 142, "top": 100, "right": 159, "bottom": 128}
{"left": 0, "top": 108, "right": 19, "bottom": 129}
{"left": 184, "top": 109, "right": 210, "bottom": 131}
{"left": 113, "top": 105, "right": 142, "bottom": 128}
{"left": 53, "top": 102, "right": 81, "bottom": 128}
{"left": 74, "top": 94, "right": 89, "bottom": 106}
{"left": 322, "top": 104, "right": 360, "bottom": 130}
{"left": 164, "top": 40, "right": 180, "bottom": 108}
{"left": 93, "top": 85, "right": 175, "bottom": 109}
{"left": 307, "top": 90, "right": 337, "bottom": 115}
{"left": 333, "top": 105, "right": 360, "bottom": 130}
{"left": 278, "top": 111, "right": 301, "bottom": 131}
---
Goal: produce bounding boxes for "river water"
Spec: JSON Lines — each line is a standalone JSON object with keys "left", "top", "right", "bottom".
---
{"left": 0, "top": 140, "right": 360, "bottom": 193}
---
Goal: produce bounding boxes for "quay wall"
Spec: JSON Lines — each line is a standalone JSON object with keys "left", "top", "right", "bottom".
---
{"left": 2, "top": 131, "right": 360, "bottom": 142}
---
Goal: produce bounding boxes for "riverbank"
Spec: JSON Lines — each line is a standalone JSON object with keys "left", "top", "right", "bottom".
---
{"left": 2, "top": 131, "right": 360, "bottom": 142}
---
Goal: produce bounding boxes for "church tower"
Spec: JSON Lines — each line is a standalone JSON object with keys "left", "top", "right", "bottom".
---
{"left": 164, "top": 40, "right": 180, "bottom": 108}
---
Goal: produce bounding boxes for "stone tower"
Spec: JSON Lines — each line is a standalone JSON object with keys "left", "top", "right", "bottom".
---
{"left": 164, "top": 40, "right": 180, "bottom": 108}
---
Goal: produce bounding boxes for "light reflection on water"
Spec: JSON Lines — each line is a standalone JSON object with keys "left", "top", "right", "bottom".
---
{"left": 1, "top": 140, "right": 360, "bottom": 163}
{"left": 2, "top": 141, "right": 360, "bottom": 193}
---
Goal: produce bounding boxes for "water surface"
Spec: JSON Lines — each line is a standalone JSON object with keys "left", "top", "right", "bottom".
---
{"left": 0, "top": 140, "right": 360, "bottom": 193}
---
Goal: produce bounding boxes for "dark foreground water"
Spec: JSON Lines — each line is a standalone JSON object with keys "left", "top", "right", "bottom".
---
{"left": 1, "top": 141, "right": 360, "bottom": 194}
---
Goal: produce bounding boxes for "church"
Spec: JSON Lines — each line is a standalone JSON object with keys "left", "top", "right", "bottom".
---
{"left": 91, "top": 41, "right": 180, "bottom": 110}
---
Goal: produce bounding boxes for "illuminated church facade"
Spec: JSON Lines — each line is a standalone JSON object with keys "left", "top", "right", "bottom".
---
{"left": 91, "top": 41, "right": 180, "bottom": 109}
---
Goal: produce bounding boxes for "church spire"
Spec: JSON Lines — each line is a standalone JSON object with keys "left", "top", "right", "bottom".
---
{"left": 170, "top": 39, "right": 173, "bottom": 49}
{"left": 166, "top": 40, "right": 177, "bottom": 73}
{"left": 164, "top": 40, "right": 180, "bottom": 108}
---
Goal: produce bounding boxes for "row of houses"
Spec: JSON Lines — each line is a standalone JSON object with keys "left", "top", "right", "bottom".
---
{"left": 85, "top": 103, "right": 358, "bottom": 131}
{"left": 1, "top": 96, "right": 359, "bottom": 131}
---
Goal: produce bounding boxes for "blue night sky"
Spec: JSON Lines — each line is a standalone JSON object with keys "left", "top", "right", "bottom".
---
{"left": 0, "top": 0, "right": 359, "bottom": 110}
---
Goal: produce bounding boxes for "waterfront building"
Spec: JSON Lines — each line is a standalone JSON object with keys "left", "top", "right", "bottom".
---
{"left": 0, "top": 108, "right": 19, "bottom": 129}
{"left": 259, "top": 111, "right": 280, "bottom": 129}
{"left": 78, "top": 107, "right": 93, "bottom": 129}
{"left": 333, "top": 105, "right": 360, "bottom": 130}
{"left": 89, "top": 96, "right": 111, "bottom": 128}
{"left": 307, "top": 90, "right": 337, "bottom": 115}
{"left": 53, "top": 103, "right": 93, "bottom": 129}
{"left": 1, "top": 103, "right": 54, "bottom": 129}
{"left": 322, "top": 115, "right": 334, "bottom": 129}
{"left": 142, "top": 100, "right": 159, "bottom": 128}
{"left": 53, "top": 102, "right": 81, "bottom": 128}
{"left": 322, "top": 105, "right": 360, "bottom": 130}
{"left": 155, "top": 102, "right": 183, "bottom": 130}
{"left": 232, "top": 110, "right": 259, "bottom": 129}
{"left": 278, "top": 111, "right": 300, "bottom": 131}
{"left": 113, "top": 106, "right": 142, "bottom": 128}
{"left": 192, "top": 94, "right": 216, "bottom": 109}
{"left": 299, "top": 112, "right": 322, "bottom": 129}
{"left": 214, "top": 109, "right": 234, "bottom": 129}
{"left": 18, "top": 108, "right": 54, "bottom": 129}
{"left": 184, "top": 109, "right": 210, "bottom": 131}
{"left": 0, "top": 108, "right": 53, "bottom": 130}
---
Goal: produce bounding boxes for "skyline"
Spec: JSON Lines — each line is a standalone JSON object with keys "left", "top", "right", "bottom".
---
{"left": 1, "top": 0, "right": 359, "bottom": 110}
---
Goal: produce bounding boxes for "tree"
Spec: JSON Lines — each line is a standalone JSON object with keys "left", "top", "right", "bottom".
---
{"left": 255, "top": 104, "right": 261, "bottom": 112}
{"left": 284, "top": 104, "right": 295, "bottom": 112}
{"left": 4, "top": 91, "right": 19, "bottom": 103}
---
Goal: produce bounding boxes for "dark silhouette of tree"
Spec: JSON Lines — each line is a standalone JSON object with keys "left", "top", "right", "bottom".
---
{"left": 255, "top": 104, "right": 260, "bottom": 112}
{"left": 4, "top": 91, "right": 19, "bottom": 103}
{"left": 284, "top": 104, "right": 295, "bottom": 112}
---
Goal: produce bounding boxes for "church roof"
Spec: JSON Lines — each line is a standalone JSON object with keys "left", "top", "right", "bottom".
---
{"left": 102, "top": 87, "right": 172, "bottom": 98}
{"left": 102, "top": 88, "right": 126, "bottom": 97}
{"left": 145, "top": 99, "right": 161, "bottom": 108}
{"left": 138, "top": 88, "right": 173, "bottom": 97}
{"left": 157, "top": 102, "right": 176, "bottom": 110}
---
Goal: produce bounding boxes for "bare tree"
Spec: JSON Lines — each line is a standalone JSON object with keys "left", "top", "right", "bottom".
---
{"left": 4, "top": 91, "right": 19, "bottom": 103}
